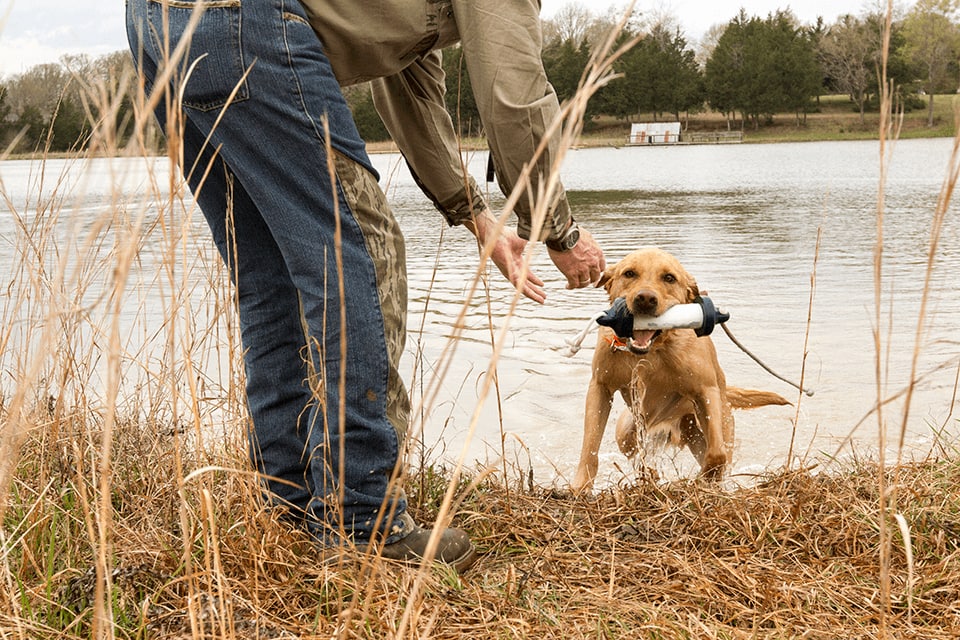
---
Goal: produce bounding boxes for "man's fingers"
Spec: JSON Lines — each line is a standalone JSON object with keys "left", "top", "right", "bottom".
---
{"left": 523, "top": 283, "right": 547, "bottom": 304}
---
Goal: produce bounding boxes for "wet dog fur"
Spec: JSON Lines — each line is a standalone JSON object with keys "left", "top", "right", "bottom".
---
{"left": 571, "top": 247, "right": 790, "bottom": 491}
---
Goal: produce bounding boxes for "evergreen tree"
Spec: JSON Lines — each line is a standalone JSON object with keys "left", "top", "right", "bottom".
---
{"left": 542, "top": 37, "right": 596, "bottom": 117}
{"left": 0, "top": 84, "right": 12, "bottom": 149}
{"left": 592, "top": 29, "right": 640, "bottom": 118}
{"left": 705, "top": 10, "right": 821, "bottom": 129}
{"left": 543, "top": 38, "right": 581, "bottom": 101}
{"left": 342, "top": 84, "right": 390, "bottom": 142}
{"left": 14, "top": 105, "right": 47, "bottom": 153}
{"left": 651, "top": 25, "right": 705, "bottom": 121}
{"left": 441, "top": 46, "right": 481, "bottom": 137}
{"left": 49, "top": 97, "right": 91, "bottom": 151}
{"left": 771, "top": 12, "right": 822, "bottom": 124}
{"left": 704, "top": 11, "right": 750, "bottom": 126}
{"left": 598, "top": 23, "right": 703, "bottom": 121}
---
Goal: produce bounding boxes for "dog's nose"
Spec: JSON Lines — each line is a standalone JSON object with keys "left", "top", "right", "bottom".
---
{"left": 633, "top": 290, "right": 659, "bottom": 315}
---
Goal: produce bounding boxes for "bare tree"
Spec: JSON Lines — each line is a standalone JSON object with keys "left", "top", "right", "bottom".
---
{"left": 1, "top": 52, "right": 141, "bottom": 153}
{"left": 4, "top": 63, "right": 73, "bottom": 119}
{"left": 903, "top": 0, "right": 960, "bottom": 126}
{"left": 542, "top": 2, "right": 595, "bottom": 48}
{"left": 695, "top": 22, "right": 727, "bottom": 67}
{"left": 819, "top": 14, "right": 877, "bottom": 123}
{"left": 543, "top": 2, "right": 641, "bottom": 50}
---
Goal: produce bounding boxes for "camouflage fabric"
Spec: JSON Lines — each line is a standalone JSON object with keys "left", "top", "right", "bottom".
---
{"left": 333, "top": 150, "right": 411, "bottom": 441}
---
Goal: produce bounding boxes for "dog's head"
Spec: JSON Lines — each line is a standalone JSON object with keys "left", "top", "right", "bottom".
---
{"left": 597, "top": 247, "right": 700, "bottom": 354}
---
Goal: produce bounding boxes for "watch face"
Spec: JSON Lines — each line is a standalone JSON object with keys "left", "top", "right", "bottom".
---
{"left": 546, "top": 222, "right": 579, "bottom": 251}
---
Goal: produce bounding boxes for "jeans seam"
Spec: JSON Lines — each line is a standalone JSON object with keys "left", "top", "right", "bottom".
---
{"left": 280, "top": 1, "right": 328, "bottom": 150}
{"left": 149, "top": 0, "right": 240, "bottom": 7}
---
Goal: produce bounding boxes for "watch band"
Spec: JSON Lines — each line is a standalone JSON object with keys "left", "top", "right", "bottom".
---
{"left": 545, "top": 220, "right": 580, "bottom": 252}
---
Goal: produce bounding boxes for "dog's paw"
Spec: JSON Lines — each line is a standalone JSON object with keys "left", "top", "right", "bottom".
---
{"left": 700, "top": 452, "right": 727, "bottom": 480}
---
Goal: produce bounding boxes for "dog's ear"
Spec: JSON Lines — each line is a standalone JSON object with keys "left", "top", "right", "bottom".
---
{"left": 685, "top": 273, "right": 701, "bottom": 303}
{"left": 597, "top": 267, "right": 614, "bottom": 295}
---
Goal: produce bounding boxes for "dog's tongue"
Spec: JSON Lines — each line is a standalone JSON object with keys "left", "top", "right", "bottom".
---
{"left": 632, "top": 329, "right": 657, "bottom": 350}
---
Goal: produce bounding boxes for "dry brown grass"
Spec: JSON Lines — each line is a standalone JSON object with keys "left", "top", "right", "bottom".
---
{"left": 442, "top": 457, "right": 960, "bottom": 639}
{"left": 6, "top": 416, "right": 960, "bottom": 639}
{"left": 2, "top": 2, "right": 959, "bottom": 638}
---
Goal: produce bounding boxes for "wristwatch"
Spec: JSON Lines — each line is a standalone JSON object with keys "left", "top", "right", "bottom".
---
{"left": 545, "top": 220, "right": 580, "bottom": 252}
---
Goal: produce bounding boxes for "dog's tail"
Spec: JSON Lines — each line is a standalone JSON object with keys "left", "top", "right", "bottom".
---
{"left": 727, "top": 387, "right": 792, "bottom": 409}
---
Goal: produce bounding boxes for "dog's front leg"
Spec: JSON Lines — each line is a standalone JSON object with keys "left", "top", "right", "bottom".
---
{"left": 695, "top": 386, "right": 731, "bottom": 479}
{"left": 677, "top": 413, "right": 706, "bottom": 463}
{"left": 571, "top": 380, "right": 615, "bottom": 492}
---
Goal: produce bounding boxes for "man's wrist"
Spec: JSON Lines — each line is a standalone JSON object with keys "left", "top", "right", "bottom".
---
{"left": 545, "top": 219, "right": 580, "bottom": 252}
{"left": 463, "top": 209, "right": 496, "bottom": 237}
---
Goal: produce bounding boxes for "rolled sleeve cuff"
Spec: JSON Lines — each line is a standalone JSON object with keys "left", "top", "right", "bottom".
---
{"left": 516, "top": 195, "right": 572, "bottom": 242}
{"left": 437, "top": 186, "right": 489, "bottom": 226}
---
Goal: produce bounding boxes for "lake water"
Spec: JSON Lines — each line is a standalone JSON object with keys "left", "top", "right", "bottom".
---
{"left": 2, "top": 138, "right": 959, "bottom": 487}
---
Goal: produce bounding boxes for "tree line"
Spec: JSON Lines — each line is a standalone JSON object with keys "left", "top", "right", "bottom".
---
{"left": 2, "top": 0, "right": 958, "bottom": 154}
{"left": 0, "top": 52, "right": 136, "bottom": 154}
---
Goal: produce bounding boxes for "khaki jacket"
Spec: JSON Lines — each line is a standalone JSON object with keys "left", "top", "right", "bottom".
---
{"left": 298, "top": 0, "right": 572, "bottom": 241}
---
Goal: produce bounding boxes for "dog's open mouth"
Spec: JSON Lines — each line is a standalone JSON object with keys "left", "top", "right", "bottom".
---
{"left": 629, "top": 329, "right": 661, "bottom": 354}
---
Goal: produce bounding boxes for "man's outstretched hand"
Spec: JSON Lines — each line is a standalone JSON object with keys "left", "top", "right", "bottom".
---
{"left": 465, "top": 211, "right": 547, "bottom": 304}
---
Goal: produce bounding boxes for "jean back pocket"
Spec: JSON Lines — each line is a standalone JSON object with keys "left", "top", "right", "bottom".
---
{"left": 145, "top": 0, "right": 249, "bottom": 112}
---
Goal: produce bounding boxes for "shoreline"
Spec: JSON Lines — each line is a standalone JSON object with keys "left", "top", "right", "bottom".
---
{"left": 364, "top": 94, "right": 959, "bottom": 153}
{"left": 5, "top": 123, "right": 955, "bottom": 163}
{"left": 4, "top": 94, "right": 957, "bottom": 162}
{"left": 363, "top": 125, "right": 955, "bottom": 155}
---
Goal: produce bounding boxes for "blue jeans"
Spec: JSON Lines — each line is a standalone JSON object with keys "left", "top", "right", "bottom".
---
{"left": 126, "top": 0, "right": 411, "bottom": 545}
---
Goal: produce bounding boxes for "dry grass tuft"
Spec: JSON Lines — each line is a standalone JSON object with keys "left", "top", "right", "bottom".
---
{"left": 5, "top": 412, "right": 960, "bottom": 638}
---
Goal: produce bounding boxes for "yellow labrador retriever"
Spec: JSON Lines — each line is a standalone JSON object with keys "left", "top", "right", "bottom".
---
{"left": 571, "top": 247, "right": 789, "bottom": 491}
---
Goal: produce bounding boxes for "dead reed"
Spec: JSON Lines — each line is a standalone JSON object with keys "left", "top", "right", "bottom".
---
{"left": 5, "top": 419, "right": 960, "bottom": 638}
{"left": 1, "top": 1, "right": 959, "bottom": 638}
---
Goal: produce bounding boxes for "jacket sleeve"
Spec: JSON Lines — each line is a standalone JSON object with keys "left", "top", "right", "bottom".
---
{"left": 370, "top": 50, "right": 489, "bottom": 227}
{"left": 452, "top": 0, "right": 573, "bottom": 242}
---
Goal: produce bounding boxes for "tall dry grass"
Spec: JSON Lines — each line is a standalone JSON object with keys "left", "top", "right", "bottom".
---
{"left": 0, "top": 1, "right": 958, "bottom": 638}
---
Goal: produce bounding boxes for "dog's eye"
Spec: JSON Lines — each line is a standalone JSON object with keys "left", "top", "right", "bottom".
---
{"left": 622, "top": 269, "right": 637, "bottom": 278}
{"left": 662, "top": 273, "right": 677, "bottom": 284}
